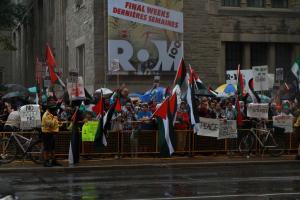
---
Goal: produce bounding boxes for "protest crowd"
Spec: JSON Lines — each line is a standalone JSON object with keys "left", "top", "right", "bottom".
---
{"left": 0, "top": 46, "right": 300, "bottom": 167}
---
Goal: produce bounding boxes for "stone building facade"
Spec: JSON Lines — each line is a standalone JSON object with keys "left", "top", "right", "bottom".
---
{"left": 10, "top": 0, "right": 300, "bottom": 92}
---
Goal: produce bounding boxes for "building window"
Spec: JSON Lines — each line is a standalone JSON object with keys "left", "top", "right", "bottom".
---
{"left": 222, "top": 0, "right": 240, "bottom": 7}
{"left": 225, "top": 42, "right": 243, "bottom": 70}
{"left": 272, "top": 0, "right": 288, "bottom": 8}
{"left": 247, "top": 0, "right": 264, "bottom": 7}
{"left": 275, "top": 44, "right": 292, "bottom": 79}
{"left": 76, "top": 45, "right": 85, "bottom": 80}
{"left": 251, "top": 43, "right": 268, "bottom": 66}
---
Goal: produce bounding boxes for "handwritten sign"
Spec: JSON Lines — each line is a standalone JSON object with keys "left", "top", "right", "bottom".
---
{"left": 198, "top": 117, "right": 219, "bottom": 138}
{"left": 19, "top": 105, "right": 41, "bottom": 130}
{"left": 218, "top": 120, "right": 237, "bottom": 139}
{"left": 81, "top": 121, "right": 99, "bottom": 142}
{"left": 253, "top": 66, "right": 269, "bottom": 91}
{"left": 273, "top": 115, "right": 294, "bottom": 133}
{"left": 247, "top": 103, "right": 269, "bottom": 119}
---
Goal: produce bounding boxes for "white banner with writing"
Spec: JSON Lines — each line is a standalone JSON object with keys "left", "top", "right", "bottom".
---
{"left": 273, "top": 115, "right": 294, "bottom": 133}
{"left": 247, "top": 103, "right": 269, "bottom": 119}
{"left": 19, "top": 105, "right": 41, "bottom": 130}
{"left": 198, "top": 117, "right": 219, "bottom": 138}
{"left": 218, "top": 120, "right": 238, "bottom": 139}
{"left": 108, "top": 0, "right": 183, "bottom": 33}
{"left": 252, "top": 65, "right": 269, "bottom": 91}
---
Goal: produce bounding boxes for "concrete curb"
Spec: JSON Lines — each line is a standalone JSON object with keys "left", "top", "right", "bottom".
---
{"left": 0, "top": 159, "right": 298, "bottom": 173}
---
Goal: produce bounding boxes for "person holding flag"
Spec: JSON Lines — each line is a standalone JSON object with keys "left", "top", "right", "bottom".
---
{"left": 41, "top": 96, "right": 62, "bottom": 167}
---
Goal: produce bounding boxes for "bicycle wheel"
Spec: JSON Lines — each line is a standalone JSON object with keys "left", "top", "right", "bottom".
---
{"left": 0, "top": 138, "right": 17, "bottom": 164}
{"left": 266, "top": 134, "right": 286, "bottom": 157}
{"left": 28, "top": 140, "right": 44, "bottom": 164}
{"left": 239, "top": 133, "right": 255, "bottom": 156}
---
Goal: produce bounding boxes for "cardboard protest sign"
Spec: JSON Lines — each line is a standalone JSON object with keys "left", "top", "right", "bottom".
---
{"left": 19, "top": 105, "right": 41, "bottom": 130}
{"left": 198, "top": 117, "right": 219, "bottom": 138}
{"left": 67, "top": 72, "right": 85, "bottom": 101}
{"left": 273, "top": 115, "right": 294, "bottom": 133}
{"left": 81, "top": 121, "right": 99, "bottom": 142}
{"left": 218, "top": 120, "right": 237, "bottom": 139}
{"left": 247, "top": 103, "right": 269, "bottom": 119}
{"left": 252, "top": 66, "right": 269, "bottom": 91}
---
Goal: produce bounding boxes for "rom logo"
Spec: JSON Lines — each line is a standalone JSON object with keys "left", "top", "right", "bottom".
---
{"left": 108, "top": 40, "right": 183, "bottom": 72}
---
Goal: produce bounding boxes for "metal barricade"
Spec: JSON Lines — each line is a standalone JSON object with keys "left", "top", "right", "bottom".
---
{"left": 0, "top": 129, "right": 298, "bottom": 158}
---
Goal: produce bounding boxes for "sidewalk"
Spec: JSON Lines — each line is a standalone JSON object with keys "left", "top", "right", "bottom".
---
{"left": 0, "top": 155, "right": 298, "bottom": 173}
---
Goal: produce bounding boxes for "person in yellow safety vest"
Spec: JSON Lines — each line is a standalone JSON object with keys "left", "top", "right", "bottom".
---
{"left": 42, "top": 96, "right": 62, "bottom": 167}
{"left": 294, "top": 107, "right": 300, "bottom": 160}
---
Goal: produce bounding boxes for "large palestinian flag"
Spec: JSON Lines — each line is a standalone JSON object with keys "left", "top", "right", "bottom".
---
{"left": 46, "top": 44, "right": 65, "bottom": 88}
{"left": 173, "top": 58, "right": 187, "bottom": 87}
{"left": 94, "top": 96, "right": 122, "bottom": 150}
{"left": 153, "top": 97, "right": 175, "bottom": 157}
{"left": 236, "top": 65, "right": 244, "bottom": 126}
{"left": 186, "top": 72, "right": 200, "bottom": 135}
{"left": 94, "top": 93, "right": 107, "bottom": 150}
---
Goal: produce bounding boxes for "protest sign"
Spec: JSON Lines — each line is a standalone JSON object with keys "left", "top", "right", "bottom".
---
{"left": 81, "top": 121, "right": 99, "bottom": 142}
{"left": 218, "top": 120, "right": 237, "bottom": 139}
{"left": 198, "top": 117, "right": 219, "bottom": 138}
{"left": 273, "top": 115, "right": 294, "bottom": 133}
{"left": 67, "top": 72, "right": 85, "bottom": 101}
{"left": 247, "top": 103, "right": 269, "bottom": 119}
{"left": 275, "top": 68, "right": 284, "bottom": 82}
{"left": 19, "top": 105, "right": 41, "bottom": 130}
{"left": 252, "top": 66, "right": 269, "bottom": 91}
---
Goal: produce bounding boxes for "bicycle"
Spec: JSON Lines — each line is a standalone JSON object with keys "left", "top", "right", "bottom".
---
{"left": 239, "top": 120, "right": 286, "bottom": 157}
{"left": 0, "top": 131, "right": 43, "bottom": 164}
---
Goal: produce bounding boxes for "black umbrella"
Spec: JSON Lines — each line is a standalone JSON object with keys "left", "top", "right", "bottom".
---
{"left": 0, "top": 84, "right": 28, "bottom": 97}
{"left": 2, "top": 91, "right": 24, "bottom": 99}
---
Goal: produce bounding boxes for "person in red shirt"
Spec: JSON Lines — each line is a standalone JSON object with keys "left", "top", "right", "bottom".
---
{"left": 175, "top": 101, "right": 190, "bottom": 153}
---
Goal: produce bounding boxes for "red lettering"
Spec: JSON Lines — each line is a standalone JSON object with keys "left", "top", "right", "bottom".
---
{"left": 113, "top": 7, "right": 118, "bottom": 14}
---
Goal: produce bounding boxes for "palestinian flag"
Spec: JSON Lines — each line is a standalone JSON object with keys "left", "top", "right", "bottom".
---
{"left": 173, "top": 58, "right": 187, "bottom": 88}
{"left": 153, "top": 97, "right": 175, "bottom": 157}
{"left": 46, "top": 44, "right": 65, "bottom": 88}
{"left": 94, "top": 93, "right": 108, "bottom": 151}
{"left": 237, "top": 65, "right": 245, "bottom": 97}
{"left": 94, "top": 96, "right": 122, "bottom": 151}
{"left": 236, "top": 65, "right": 244, "bottom": 126}
{"left": 248, "top": 78, "right": 261, "bottom": 103}
{"left": 168, "top": 92, "right": 177, "bottom": 125}
{"left": 68, "top": 108, "right": 80, "bottom": 165}
{"left": 189, "top": 65, "right": 206, "bottom": 90}
{"left": 291, "top": 58, "right": 300, "bottom": 89}
{"left": 186, "top": 72, "right": 200, "bottom": 135}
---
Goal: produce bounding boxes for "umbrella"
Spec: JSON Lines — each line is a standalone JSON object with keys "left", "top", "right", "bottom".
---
{"left": 95, "top": 88, "right": 113, "bottom": 96}
{"left": 195, "top": 89, "right": 216, "bottom": 97}
{"left": 215, "top": 84, "right": 237, "bottom": 95}
{"left": 28, "top": 86, "right": 38, "bottom": 93}
{"left": 2, "top": 91, "right": 24, "bottom": 99}
{"left": 247, "top": 94, "right": 271, "bottom": 103}
{"left": 128, "top": 93, "right": 143, "bottom": 98}
{"left": 0, "top": 84, "right": 28, "bottom": 94}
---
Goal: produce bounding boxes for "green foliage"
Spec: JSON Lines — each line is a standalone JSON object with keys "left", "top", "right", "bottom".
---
{"left": 0, "top": 0, "right": 25, "bottom": 50}
{"left": 0, "top": 0, "right": 25, "bottom": 29}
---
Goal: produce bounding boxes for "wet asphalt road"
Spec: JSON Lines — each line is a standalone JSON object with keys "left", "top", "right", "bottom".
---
{"left": 1, "top": 162, "right": 300, "bottom": 200}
